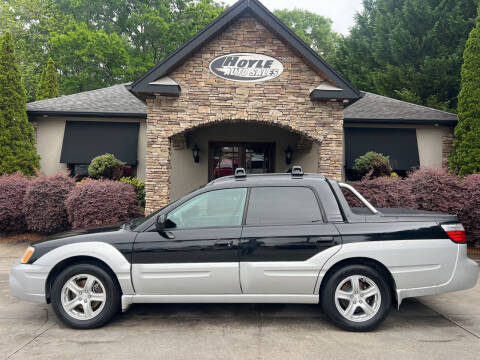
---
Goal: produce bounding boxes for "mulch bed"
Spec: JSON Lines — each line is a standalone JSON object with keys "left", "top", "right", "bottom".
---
{"left": 0, "top": 233, "right": 46, "bottom": 244}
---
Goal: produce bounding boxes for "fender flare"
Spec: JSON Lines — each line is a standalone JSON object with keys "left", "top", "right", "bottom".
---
{"left": 34, "top": 242, "right": 134, "bottom": 295}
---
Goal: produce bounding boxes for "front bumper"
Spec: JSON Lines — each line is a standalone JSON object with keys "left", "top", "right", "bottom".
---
{"left": 9, "top": 262, "right": 51, "bottom": 303}
{"left": 397, "top": 245, "right": 479, "bottom": 304}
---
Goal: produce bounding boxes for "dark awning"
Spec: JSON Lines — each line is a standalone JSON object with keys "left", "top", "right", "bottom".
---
{"left": 345, "top": 128, "right": 420, "bottom": 171}
{"left": 60, "top": 121, "right": 139, "bottom": 165}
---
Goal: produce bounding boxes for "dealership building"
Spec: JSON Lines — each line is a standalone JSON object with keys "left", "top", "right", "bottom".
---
{"left": 26, "top": 0, "right": 458, "bottom": 214}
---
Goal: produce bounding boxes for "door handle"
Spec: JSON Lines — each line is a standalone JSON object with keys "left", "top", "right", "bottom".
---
{"left": 314, "top": 236, "right": 335, "bottom": 244}
{"left": 215, "top": 240, "right": 234, "bottom": 247}
{"left": 160, "top": 231, "right": 175, "bottom": 239}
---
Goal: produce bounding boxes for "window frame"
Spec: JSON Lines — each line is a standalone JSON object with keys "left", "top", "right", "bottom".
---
{"left": 243, "top": 185, "right": 326, "bottom": 227}
{"left": 164, "top": 187, "right": 249, "bottom": 230}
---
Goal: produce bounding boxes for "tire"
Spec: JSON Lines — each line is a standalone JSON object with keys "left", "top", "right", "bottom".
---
{"left": 50, "top": 263, "right": 121, "bottom": 329}
{"left": 321, "top": 264, "right": 391, "bottom": 331}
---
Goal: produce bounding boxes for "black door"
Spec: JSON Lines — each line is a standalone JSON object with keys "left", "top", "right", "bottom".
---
{"left": 132, "top": 187, "right": 248, "bottom": 295}
{"left": 239, "top": 186, "right": 340, "bottom": 294}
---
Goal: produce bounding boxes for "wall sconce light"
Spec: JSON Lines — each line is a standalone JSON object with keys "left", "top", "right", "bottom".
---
{"left": 285, "top": 146, "right": 293, "bottom": 165}
{"left": 192, "top": 144, "right": 200, "bottom": 163}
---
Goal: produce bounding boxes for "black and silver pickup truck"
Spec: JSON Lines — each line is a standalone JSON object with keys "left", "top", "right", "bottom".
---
{"left": 10, "top": 166, "right": 479, "bottom": 331}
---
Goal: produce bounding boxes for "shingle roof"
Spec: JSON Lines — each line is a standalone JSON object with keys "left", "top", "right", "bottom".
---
{"left": 26, "top": 85, "right": 457, "bottom": 126}
{"left": 27, "top": 83, "right": 146, "bottom": 118}
{"left": 344, "top": 92, "right": 458, "bottom": 125}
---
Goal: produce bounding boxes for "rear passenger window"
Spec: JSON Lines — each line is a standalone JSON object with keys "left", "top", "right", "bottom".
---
{"left": 246, "top": 187, "right": 322, "bottom": 225}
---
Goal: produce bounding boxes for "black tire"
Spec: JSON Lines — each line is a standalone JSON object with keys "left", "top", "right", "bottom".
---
{"left": 51, "top": 263, "right": 121, "bottom": 329}
{"left": 321, "top": 264, "right": 391, "bottom": 331}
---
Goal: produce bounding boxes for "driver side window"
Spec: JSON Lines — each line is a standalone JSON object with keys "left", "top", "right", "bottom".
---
{"left": 166, "top": 188, "right": 247, "bottom": 229}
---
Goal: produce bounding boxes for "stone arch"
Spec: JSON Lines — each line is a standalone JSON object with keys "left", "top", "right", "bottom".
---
{"left": 169, "top": 118, "right": 322, "bottom": 151}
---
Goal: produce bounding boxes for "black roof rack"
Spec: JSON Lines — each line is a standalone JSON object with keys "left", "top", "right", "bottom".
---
{"left": 234, "top": 168, "right": 246, "bottom": 179}
{"left": 291, "top": 165, "right": 304, "bottom": 177}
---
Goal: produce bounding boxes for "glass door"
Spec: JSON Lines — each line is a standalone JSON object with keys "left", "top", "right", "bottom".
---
{"left": 209, "top": 142, "right": 275, "bottom": 180}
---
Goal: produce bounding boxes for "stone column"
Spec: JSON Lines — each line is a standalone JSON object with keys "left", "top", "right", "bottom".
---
{"left": 441, "top": 126, "right": 454, "bottom": 168}
{"left": 317, "top": 102, "right": 344, "bottom": 181}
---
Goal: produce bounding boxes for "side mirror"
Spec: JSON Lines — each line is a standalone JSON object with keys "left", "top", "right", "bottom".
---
{"left": 156, "top": 214, "right": 166, "bottom": 232}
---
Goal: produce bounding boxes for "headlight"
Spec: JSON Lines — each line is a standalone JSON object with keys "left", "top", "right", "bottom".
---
{"left": 20, "top": 246, "right": 35, "bottom": 264}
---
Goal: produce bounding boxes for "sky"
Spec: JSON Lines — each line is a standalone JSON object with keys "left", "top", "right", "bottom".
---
{"left": 222, "top": 0, "right": 364, "bottom": 35}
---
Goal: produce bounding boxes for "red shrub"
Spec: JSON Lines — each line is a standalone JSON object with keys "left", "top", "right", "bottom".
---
{"left": 66, "top": 179, "right": 143, "bottom": 229}
{"left": 459, "top": 174, "right": 480, "bottom": 244}
{"left": 407, "top": 168, "right": 463, "bottom": 215}
{"left": 0, "top": 173, "right": 30, "bottom": 233}
{"left": 345, "top": 176, "right": 416, "bottom": 209}
{"left": 23, "top": 173, "right": 76, "bottom": 234}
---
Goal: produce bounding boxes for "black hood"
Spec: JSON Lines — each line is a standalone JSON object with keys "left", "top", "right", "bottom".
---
{"left": 29, "top": 224, "right": 136, "bottom": 264}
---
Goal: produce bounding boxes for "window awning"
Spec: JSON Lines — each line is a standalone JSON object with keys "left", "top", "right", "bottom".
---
{"left": 60, "top": 121, "right": 139, "bottom": 165}
{"left": 345, "top": 128, "right": 420, "bottom": 171}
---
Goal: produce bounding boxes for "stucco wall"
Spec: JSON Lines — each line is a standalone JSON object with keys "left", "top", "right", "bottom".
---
{"left": 170, "top": 122, "right": 317, "bottom": 200}
{"left": 31, "top": 116, "right": 147, "bottom": 181}
{"left": 344, "top": 123, "right": 450, "bottom": 168}
{"left": 145, "top": 14, "right": 345, "bottom": 214}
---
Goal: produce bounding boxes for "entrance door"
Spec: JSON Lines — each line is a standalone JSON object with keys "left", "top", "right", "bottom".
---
{"left": 209, "top": 142, "right": 275, "bottom": 181}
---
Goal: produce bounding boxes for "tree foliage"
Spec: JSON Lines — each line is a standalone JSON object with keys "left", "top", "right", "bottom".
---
{"left": 273, "top": 9, "right": 338, "bottom": 61}
{"left": 353, "top": 151, "right": 392, "bottom": 178}
{"left": 36, "top": 57, "right": 60, "bottom": 100}
{"left": 449, "top": 6, "right": 480, "bottom": 175}
{"left": 88, "top": 153, "right": 125, "bottom": 180}
{"left": 331, "top": 0, "right": 478, "bottom": 112}
{"left": 0, "top": 32, "right": 40, "bottom": 176}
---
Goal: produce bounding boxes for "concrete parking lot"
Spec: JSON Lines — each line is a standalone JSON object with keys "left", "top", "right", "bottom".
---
{"left": 1, "top": 242, "right": 480, "bottom": 360}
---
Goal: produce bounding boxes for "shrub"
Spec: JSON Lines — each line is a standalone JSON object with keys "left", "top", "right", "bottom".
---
{"left": 461, "top": 174, "right": 480, "bottom": 244}
{"left": 353, "top": 152, "right": 392, "bottom": 178}
{"left": 88, "top": 153, "right": 125, "bottom": 180}
{"left": 0, "top": 173, "right": 30, "bottom": 233}
{"left": 344, "top": 175, "right": 416, "bottom": 209}
{"left": 120, "top": 177, "right": 145, "bottom": 208}
{"left": 66, "top": 179, "right": 143, "bottom": 229}
{"left": 23, "top": 173, "right": 75, "bottom": 234}
{"left": 407, "top": 167, "right": 464, "bottom": 215}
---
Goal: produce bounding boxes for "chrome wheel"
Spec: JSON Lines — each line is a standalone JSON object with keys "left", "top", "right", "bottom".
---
{"left": 334, "top": 275, "right": 381, "bottom": 322}
{"left": 61, "top": 274, "right": 106, "bottom": 321}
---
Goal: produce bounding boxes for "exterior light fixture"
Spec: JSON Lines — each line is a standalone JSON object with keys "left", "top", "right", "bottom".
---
{"left": 285, "top": 146, "right": 293, "bottom": 165}
{"left": 192, "top": 144, "right": 200, "bottom": 163}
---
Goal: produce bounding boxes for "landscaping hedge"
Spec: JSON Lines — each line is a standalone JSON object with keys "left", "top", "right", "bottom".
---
{"left": 345, "top": 168, "right": 480, "bottom": 245}
{"left": 23, "top": 173, "right": 76, "bottom": 234}
{"left": 66, "top": 179, "right": 143, "bottom": 229}
{"left": 0, "top": 173, "right": 30, "bottom": 233}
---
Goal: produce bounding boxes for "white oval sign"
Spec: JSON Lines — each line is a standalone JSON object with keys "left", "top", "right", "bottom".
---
{"left": 209, "top": 53, "right": 284, "bottom": 82}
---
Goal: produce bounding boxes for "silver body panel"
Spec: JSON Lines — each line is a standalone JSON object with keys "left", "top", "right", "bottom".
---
{"left": 10, "top": 240, "right": 478, "bottom": 312}
{"left": 131, "top": 263, "right": 241, "bottom": 294}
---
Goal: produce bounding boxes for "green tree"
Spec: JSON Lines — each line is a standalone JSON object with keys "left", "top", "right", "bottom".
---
{"left": 449, "top": 6, "right": 480, "bottom": 175}
{"left": 0, "top": 0, "right": 69, "bottom": 101}
{"left": 330, "top": 0, "right": 478, "bottom": 111}
{"left": 54, "top": 0, "right": 225, "bottom": 64}
{"left": 0, "top": 32, "right": 40, "bottom": 176}
{"left": 274, "top": 8, "right": 338, "bottom": 61}
{"left": 36, "top": 57, "right": 60, "bottom": 100}
{"left": 49, "top": 23, "right": 134, "bottom": 95}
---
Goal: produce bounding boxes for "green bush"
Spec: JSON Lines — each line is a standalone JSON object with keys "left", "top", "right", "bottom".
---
{"left": 120, "top": 177, "right": 145, "bottom": 208}
{"left": 353, "top": 151, "right": 392, "bottom": 178}
{"left": 88, "top": 153, "right": 125, "bottom": 180}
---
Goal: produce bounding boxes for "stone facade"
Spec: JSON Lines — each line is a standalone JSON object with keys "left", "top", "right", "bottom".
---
{"left": 145, "top": 15, "right": 344, "bottom": 214}
{"left": 441, "top": 126, "right": 455, "bottom": 167}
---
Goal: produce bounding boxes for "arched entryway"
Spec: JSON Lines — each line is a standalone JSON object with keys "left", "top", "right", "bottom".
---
{"left": 169, "top": 120, "right": 318, "bottom": 201}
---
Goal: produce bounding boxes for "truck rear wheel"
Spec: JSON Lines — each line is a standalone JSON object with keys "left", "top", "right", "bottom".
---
{"left": 321, "top": 264, "right": 391, "bottom": 331}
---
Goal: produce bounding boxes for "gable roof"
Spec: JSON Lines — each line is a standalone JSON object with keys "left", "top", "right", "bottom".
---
{"left": 344, "top": 92, "right": 458, "bottom": 125}
{"left": 130, "top": 0, "right": 360, "bottom": 101}
{"left": 26, "top": 83, "right": 146, "bottom": 118}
